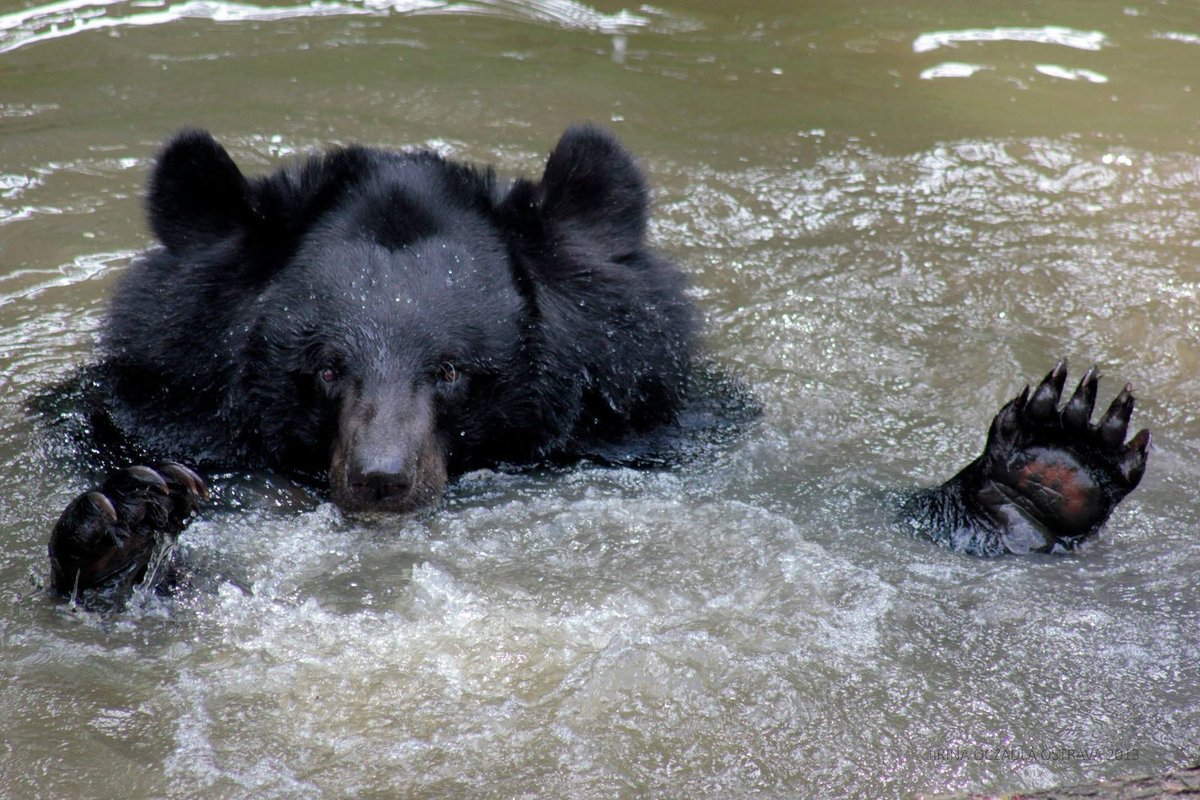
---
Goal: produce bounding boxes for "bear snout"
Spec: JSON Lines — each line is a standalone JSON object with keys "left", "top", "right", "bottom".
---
{"left": 329, "top": 439, "right": 448, "bottom": 512}
{"left": 349, "top": 463, "right": 413, "bottom": 504}
{"left": 327, "top": 387, "right": 449, "bottom": 513}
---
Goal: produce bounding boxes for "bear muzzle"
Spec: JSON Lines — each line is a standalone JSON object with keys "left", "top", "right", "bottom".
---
{"left": 327, "top": 386, "right": 449, "bottom": 513}
{"left": 329, "top": 435, "right": 448, "bottom": 513}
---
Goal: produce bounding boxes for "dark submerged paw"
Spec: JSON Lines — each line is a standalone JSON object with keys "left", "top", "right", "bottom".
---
{"left": 973, "top": 359, "right": 1151, "bottom": 553}
{"left": 48, "top": 462, "right": 207, "bottom": 603}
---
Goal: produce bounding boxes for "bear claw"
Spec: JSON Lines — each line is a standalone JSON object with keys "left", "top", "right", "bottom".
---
{"left": 48, "top": 462, "right": 207, "bottom": 603}
{"left": 1119, "top": 428, "right": 1152, "bottom": 486}
{"left": 1061, "top": 364, "right": 1099, "bottom": 430}
{"left": 1026, "top": 358, "right": 1067, "bottom": 422}
{"left": 1098, "top": 384, "right": 1135, "bottom": 448}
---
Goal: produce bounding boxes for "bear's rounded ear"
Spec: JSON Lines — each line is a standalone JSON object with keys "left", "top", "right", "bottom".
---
{"left": 538, "top": 124, "right": 649, "bottom": 253}
{"left": 147, "top": 129, "right": 255, "bottom": 252}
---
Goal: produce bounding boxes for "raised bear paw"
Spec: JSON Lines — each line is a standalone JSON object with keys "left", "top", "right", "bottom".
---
{"left": 48, "top": 463, "right": 207, "bottom": 602}
{"left": 970, "top": 359, "right": 1151, "bottom": 553}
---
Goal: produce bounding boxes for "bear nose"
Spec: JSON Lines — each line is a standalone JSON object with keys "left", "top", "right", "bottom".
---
{"left": 350, "top": 467, "right": 412, "bottom": 503}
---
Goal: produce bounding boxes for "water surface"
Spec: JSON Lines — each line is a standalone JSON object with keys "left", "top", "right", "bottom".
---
{"left": 2, "top": 1, "right": 1199, "bottom": 797}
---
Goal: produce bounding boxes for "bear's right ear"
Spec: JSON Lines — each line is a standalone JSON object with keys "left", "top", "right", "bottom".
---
{"left": 147, "top": 129, "right": 255, "bottom": 252}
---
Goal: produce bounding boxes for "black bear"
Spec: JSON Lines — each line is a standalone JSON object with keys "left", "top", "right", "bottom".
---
{"left": 45, "top": 126, "right": 1151, "bottom": 604}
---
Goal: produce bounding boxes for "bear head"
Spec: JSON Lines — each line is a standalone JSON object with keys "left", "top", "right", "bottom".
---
{"left": 105, "top": 125, "right": 690, "bottom": 513}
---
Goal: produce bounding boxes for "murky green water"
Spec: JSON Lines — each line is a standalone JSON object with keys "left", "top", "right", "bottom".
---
{"left": 2, "top": 1, "right": 1199, "bottom": 797}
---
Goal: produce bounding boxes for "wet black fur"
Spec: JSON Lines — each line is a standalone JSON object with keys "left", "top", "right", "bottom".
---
{"left": 100, "top": 125, "right": 696, "bottom": 487}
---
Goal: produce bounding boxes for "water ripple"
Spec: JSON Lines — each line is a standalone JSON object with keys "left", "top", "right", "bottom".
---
{"left": 0, "top": 0, "right": 693, "bottom": 54}
{"left": 913, "top": 26, "right": 1108, "bottom": 54}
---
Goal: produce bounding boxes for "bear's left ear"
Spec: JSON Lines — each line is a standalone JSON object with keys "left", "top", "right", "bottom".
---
{"left": 147, "top": 129, "right": 256, "bottom": 253}
{"left": 536, "top": 124, "right": 649, "bottom": 255}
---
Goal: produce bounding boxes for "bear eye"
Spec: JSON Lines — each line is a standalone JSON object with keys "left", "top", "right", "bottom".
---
{"left": 319, "top": 359, "right": 343, "bottom": 384}
{"left": 436, "top": 362, "right": 459, "bottom": 384}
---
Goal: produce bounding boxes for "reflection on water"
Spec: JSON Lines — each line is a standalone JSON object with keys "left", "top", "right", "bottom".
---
{"left": 914, "top": 25, "right": 1112, "bottom": 84}
{"left": 912, "top": 26, "right": 1108, "bottom": 53}
{"left": 1, "top": 1, "right": 1199, "bottom": 798}
{"left": 0, "top": 0, "right": 680, "bottom": 53}
{"left": 1033, "top": 64, "right": 1108, "bottom": 83}
{"left": 919, "top": 62, "right": 989, "bottom": 80}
